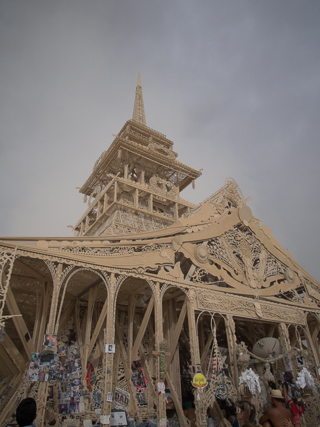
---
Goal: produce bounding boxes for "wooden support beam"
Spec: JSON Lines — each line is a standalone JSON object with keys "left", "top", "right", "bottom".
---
{"left": 268, "top": 324, "right": 277, "bottom": 338}
{"left": 147, "top": 320, "right": 155, "bottom": 413}
{"left": 117, "top": 283, "right": 149, "bottom": 304}
{"left": 35, "top": 283, "right": 51, "bottom": 352}
{"left": 163, "top": 290, "right": 184, "bottom": 302}
{"left": 82, "top": 288, "right": 98, "bottom": 374}
{"left": 32, "top": 290, "right": 43, "bottom": 349}
{"left": 181, "top": 329, "right": 191, "bottom": 356}
{"left": 0, "top": 353, "right": 11, "bottom": 377}
{"left": 0, "top": 346, "right": 19, "bottom": 376}
{"left": 166, "top": 299, "right": 187, "bottom": 366}
{"left": 198, "top": 316, "right": 205, "bottom": 357}
{"left": 131, "top": 296, "right": 154, "bottom": 361}
{"left": 311, "top": 323, "right": 320, "bottom": 342}
{"left": 75, "top": 299, "right": 84, "bottom": 365}
{"left": 57, "top": 300, "right": 76, "bottom": 336}
{"left": 5, "top": 287, "right": 34, "bottom": 358}
{"left": 76, "top": 277, "right": 102, "bottom": 299}
{"left": 0, "top": 372, "right": 24, "bottom": 427}
{"left": 1, "top": 333, "right": 26, "bottom": 372}
{"left": 14, "top": 259, "right": 46, "bottom": 282}
{"left": 112, "top": 311, "right": 126, "bottom": 396}
{"left": 127, "top": 295, "right": 137, "bottom": 369}
{"left": 170, "top": 298, "right": 182, "bottom": 403}
{"left": 87, "top": 296, "right": 108, "bottom": 360}
{"left": 163, "top": 301, "right": 171, "bottom": 378}
{"left": 165, "top": 372, "right": 187, "bottom": 427}
{"left": 200, "top": 317, "right": 221, "bottom": 371}
{"left": 115, "top": 320, "right": 141, "bottom": 423}
{"left": 133, "top": 319, "right": 156, "bottom": 403}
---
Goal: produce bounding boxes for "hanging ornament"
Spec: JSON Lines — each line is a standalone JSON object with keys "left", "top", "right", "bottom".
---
{"left": 296, "top": 367, "right": 315, "bottom": 389}
{"left": 192, "top": 372, "right": 207, "bottom": 392}
{"left": 239, "top": 368, "right": 261, "bottom": 395}
{"left": 215, "top": 372, "right": 229, "bottom": 400}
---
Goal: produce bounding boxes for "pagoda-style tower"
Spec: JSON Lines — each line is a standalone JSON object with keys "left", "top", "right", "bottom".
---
{"left": 74, "top": 73, "right": 201, "bottom": 237}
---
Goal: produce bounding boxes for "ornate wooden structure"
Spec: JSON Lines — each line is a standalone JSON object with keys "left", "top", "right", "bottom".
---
{"left": 1, "top": 74, "right": 320, "bottom": 426}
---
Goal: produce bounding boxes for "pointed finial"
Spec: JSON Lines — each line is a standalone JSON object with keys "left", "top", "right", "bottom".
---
{"left": 132, "top": 71, "right": 146, "bottom": 125}
{"left": 137, "top": 69, "right": 142, "bottom": 87}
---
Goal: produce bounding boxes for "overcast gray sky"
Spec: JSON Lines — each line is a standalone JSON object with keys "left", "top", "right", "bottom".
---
{"left": 1, "top": 0, "right": 319, "bottom": 281}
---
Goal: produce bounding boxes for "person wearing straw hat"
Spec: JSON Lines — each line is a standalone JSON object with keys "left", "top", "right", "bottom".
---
{"left": 259, "top": 390, "right": 293, "bottom": 427}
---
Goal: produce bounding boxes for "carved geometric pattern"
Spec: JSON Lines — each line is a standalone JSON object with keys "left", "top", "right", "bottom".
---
{"left": 197, "top": 291, "right": 306, "bottom": 324}
{"left": 0, "top": 247, "right": 17, "bottom": 326}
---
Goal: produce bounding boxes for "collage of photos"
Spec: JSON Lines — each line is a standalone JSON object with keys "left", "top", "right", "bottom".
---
{"left": 27, "top": 337, "right": 87, "bottom": 416}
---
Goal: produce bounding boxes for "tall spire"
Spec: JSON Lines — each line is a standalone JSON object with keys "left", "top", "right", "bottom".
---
{"left": 132, "top": 70, "right": 146, "bottom": 125}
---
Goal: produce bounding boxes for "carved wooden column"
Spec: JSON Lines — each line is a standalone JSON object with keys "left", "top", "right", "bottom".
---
{"left": 154, "top": 282, "right": 166, "bottom": 424}
{"left": 278, "top": 323, "right": 298, "bottom": 378}
{"left": 304, "top": 313, "right": 320, "bottom": 366}
{"left": 103, "top": 273, "right": 116, "bottom": 421}
{"left": 80, "top": 221, "right": 84, "bottom": 236}
{"left": 0, "top": 246, "right": 17, "bottom": 323}
{"left": 114, "top": 181, "right": 118, "bottom": 202}
{"left": 104, "top": 193, "right": 109, "bottom": 211}
{"left": 187, "top": 290, "right": 207, "bottom": 427}
{"left": 140, "top": 170, "right": 145, "bottom": 185}
{"left": 224, "top": 315, "right": 238, "bottom": 387}
{"left": 36, "top": 263, "right": 64, "bottom": 427}
{"left": 148, "top": 194, "right": 153, "bottom": 212}
{"left": 134, "top": 188, "right": 139, "bottom": 208}
{"left": 85, "top": 216, "right": 89, "bottom": 233}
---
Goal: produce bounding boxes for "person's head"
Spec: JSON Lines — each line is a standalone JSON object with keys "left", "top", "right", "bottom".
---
{"left": 185, "top": 401, "right": 193, "bottom": 410}
{"left": 284, "top": 371, "right": 293, "bottom": 383}
{"left": 16, "top": 398, "right": 37, "bottom": 427}
{"left": 236, "top": 400, "right": 256, "bottom": 426}
{"left": 270, "top": 389, "right": 285, "bottom": 406}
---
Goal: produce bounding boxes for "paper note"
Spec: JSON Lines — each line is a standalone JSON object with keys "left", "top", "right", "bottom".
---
{"left": 157, "top": 382, "right": 165, "bottom": 394}
{"left": 100, "top": 414, "right": 110, "bottom": 425}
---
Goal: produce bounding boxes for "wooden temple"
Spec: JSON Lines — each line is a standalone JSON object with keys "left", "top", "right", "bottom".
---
{"left": 1, "top": 73, "right": 320, "bottom": 427}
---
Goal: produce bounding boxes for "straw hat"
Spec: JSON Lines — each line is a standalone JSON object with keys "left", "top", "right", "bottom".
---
{"left": 270, "top": 389, "right": 284, "bottom": 399}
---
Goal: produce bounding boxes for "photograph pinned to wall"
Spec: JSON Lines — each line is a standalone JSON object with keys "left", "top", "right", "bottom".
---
{"left": 296, "top": 356, "right": 304, "bottom": 367}
{"left": 131, "top": 360, "right": 147, "bottom": 389}
{"left": 62, "top": 418, "right": 80, "bottom": 427}
{"left": 59, "top": 403, "right": 68, "bottom": 414}
{"left": 115, "top": 387, "right": 130, "bottom": 410}
{"left": 38, "top": 365, "right": 50, "bottom": 382}
{"left": 111, "top": 410, "right": 127, "bottom": 426}
{"left": 43, "top": 334, "right": 57, "bottom": 347}
{"left": 48, "top": 385, "right": 54, "bottom": 399}
{"left": 136, "top": 391, "right": 147, "bottom": 405}
{"left": 165, "top": 391, "right": 174, "bottom": 409}
{"left": 72, "top": 377, "right": 81, "bottom": 386}
{"left": 284, "top": 354, "right": 292, "bottom": 371}
{"left": 105, "top": 344, "right": 115, "bottom": 353}
{"left": 57, "top": 345, "right": 68, "bottom": 356}
{"left": 157, "top": 382, "right": 165, "bottom": 395}
{"left": 28, "top": 354, "right": 40, "bottom": 382}
{"left": 94, "top": 390, "right": 102, "bottom": 405}
{"left": 39, "top": 351, "right": 58, "bottom": 366}
{"left": 107, "top": 392, "right": 113, "bottom": 402}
